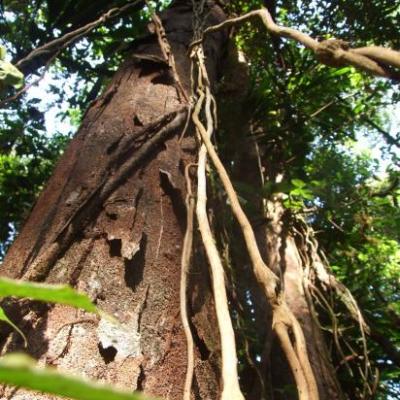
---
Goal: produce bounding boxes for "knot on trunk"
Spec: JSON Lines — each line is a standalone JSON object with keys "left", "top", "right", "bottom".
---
{"left": 315, "top": 39, "right": 350, "bottom": 67}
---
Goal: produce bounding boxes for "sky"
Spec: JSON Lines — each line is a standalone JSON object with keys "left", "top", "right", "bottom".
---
{"left": 27, "top": 74, "right": 74, "bottom": 137}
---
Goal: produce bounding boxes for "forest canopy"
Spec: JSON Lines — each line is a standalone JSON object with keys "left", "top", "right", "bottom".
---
{"left": 0, "top": 1, "right": 399, "bottom": 399}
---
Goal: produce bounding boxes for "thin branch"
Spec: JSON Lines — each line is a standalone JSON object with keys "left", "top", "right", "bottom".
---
{"left": 0, "top": 51, "right": 59, "bottom": 107}
{"left": 310, "top": 93, "right": 356, "bottom": 119}
{"left": 335, "top": 95, "right": 400, "bottom": 149}
{"left": 15, "top": 0, "right": 142, "bottom": 73}
{"left": 364, "top": 117, "right": 400, "bottom": 149}
{"left": 369, "top": 325, "right": 400, "bottom": 368}
{"left": 0, "top": 1, "right": 143, "bottom": 106}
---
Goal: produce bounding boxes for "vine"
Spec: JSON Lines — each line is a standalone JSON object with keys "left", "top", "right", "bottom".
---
{"left": 188, "top": 5, "right": 320, "bottom": 398}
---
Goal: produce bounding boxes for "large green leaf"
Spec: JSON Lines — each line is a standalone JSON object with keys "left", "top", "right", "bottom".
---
{"left": 0, "top": 278, "right": 98, "bottom": 314}
{"left": 0, "top": 353, "right": 153, "bottom": 400}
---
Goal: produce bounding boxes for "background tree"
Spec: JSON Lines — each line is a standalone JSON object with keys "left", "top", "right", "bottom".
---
{"left": 0, "top": 0, "right": 399, "bottom": 399}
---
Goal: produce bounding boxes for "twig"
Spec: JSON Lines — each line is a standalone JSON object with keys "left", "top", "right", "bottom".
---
{"left": 310, "top": 93, "right": 356, "bottom": 119}
{"left": 0, "top": 51, "right": 59, "bottom": 107}
{"left": 16, "top": 0, "right": 142, "bottom": 72}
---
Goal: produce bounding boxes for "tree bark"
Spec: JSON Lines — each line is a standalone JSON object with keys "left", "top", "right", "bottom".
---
{"left": 0, "top": 2, "right": 228, "bottom": 399}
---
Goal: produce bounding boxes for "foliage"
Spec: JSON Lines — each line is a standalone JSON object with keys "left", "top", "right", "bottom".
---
{"left": 0, "top": 277, "right": 104, "bottom": 344}
{"left": 302, "top": 143, "right": 400, "bottom": 398}
{"left": 225, "top": 1, "right": 399, "bottom": 397}
{"left": 0, "top": 306, "right": 27, "bottom": 345}
{"left": 0, "top": 277, "right": 99, "bottom": 314}
{"left": 0, "top": 129, "right": 69, "bottom": 257}
{"left": 0, "top": 277, "right": 147, "bottom": 399}
{"left": 0, "top": 0, "right": 157, "bottom": 257}
{"left": 0, "top": 353, "right": 152, "bottom": 400}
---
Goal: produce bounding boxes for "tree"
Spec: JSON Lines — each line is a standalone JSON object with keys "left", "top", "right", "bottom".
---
{"left": 0, "top": 1, "right": 399, "bottom": 399}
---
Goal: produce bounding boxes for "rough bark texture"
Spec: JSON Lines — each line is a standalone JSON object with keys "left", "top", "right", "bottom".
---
{"left": 0, "top": 2, "right": 228, "bottom": 399}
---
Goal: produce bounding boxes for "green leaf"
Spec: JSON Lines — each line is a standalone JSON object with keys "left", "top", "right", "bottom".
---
{"left": 290, "top": 188, "right": 303, "bottom": 196}
{"left": 0, "top": 46, "right": 6, "bottom": 61}
{"left": 302, "top": 190, "right": 314, "bottom": 200}
{"left": 328, "top": 66, "right": 352, "bottom": 77}
{"left": 0, "top": 353, "right": 153, "bottom": 400}
{"left": 0, "top": 60, "right": 24, "bottom": 89}
{"left": 0, "top": 278, "right": 98, "bottom": 314}
{"left": 0, "top": 307, "right": 27, "bottom": 346}
{"left": 291, "top": 179, "right": 306, "bottom": 188}
{"left": 275, "top": 181, "right": 293, "bottom": 193}
{"left": 262, "top": 181, "right": 292, "bottom": 197}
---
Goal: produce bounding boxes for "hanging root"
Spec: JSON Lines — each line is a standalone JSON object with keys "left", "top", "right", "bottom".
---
{"left": 193, "top": 46, "right": 244, "bottom": 400}
{"left": 294, "top": 217, "right": 376, "bottom": 398}
{"left": 180, "top": 163, "right": 196, "bottom": 400}
{"left": 183, "top": 3, "right": 388, "bottom": 399}
{"left": 190, "top": 43, "right": 320, "bottom": 400}
{"left": 273, "top": 304, "right": 319, "bottom": 400}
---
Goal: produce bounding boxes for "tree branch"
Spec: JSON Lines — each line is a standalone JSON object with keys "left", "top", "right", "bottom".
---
{"left": 15, "top": 0, "right": 143, "bottom": 75}
{"left": 195, "top": 7, "right": 400, "bottom": 80}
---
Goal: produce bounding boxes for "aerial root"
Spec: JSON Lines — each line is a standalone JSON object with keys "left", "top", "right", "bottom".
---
{"left": 294, "top": 218, "right": 376, "bottom": 397}
{"left": 190, "top": 41, "right": 319, "bottom": 400}
{"left": 273, "top": 303, "right": 319, "bottom": 400}
{"left": 180, "top": 163, "right": 196, "bottom": 400}
{"left": 192, "top": 45, "right": 244, "bottom": 400}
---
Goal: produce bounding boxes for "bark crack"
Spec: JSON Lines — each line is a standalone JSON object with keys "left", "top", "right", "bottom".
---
{"left": 21, "top": 108, "right": 188, "bottom": 283}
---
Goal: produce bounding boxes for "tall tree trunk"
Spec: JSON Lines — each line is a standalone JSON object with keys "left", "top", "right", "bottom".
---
{"left": 0, "top": 2, "right": 228, "bottom": 399}
{"left": 1, "top": 1, "right": 346, "bottom": 400}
